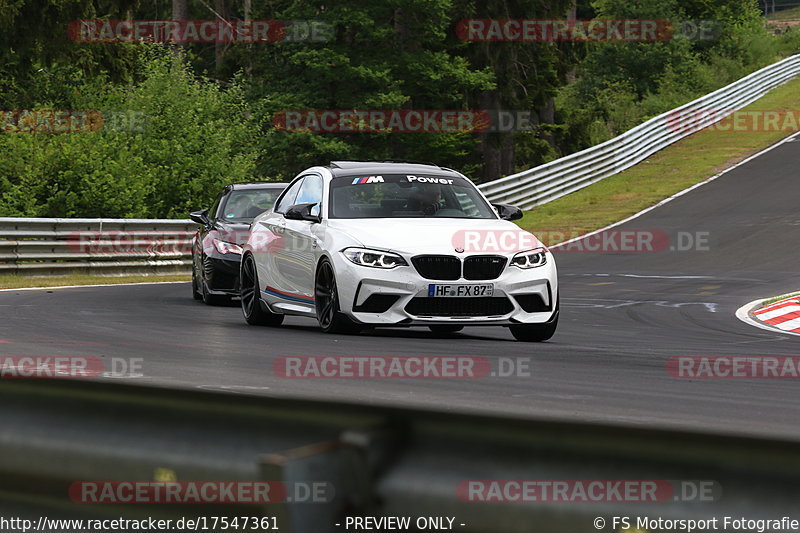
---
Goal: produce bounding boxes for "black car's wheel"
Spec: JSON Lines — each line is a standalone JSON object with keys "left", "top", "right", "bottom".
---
{"left": 191, "top": 264, "right": 202, "bottom": 300}
{"left": 240, "top": 254, "right": 284, "bottom": 326}
{"left": 199, "top": 256, "right": 230, "bottom": 306}
{"left": 201, "top": 277, "right": 229, "bottom": 306}
{"left": 428, "top": 325, "right": 464, "bottom": 335}
{"left": 315, "top": 259, "right": 361, "bottom": 334}
{"left": 509, "top": 296, "right": 559, "bottom": 342}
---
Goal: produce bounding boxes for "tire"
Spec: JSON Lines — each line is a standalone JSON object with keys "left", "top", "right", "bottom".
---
{"left": 191, "top": 265, "right": 202, "bottom": 300}
{"left": 428, "top": 325, "right": 464, "bottom": 335}
{"left": 240, "top": 254, "right": 284, "bottom": 326}
{"left": 315, "top": 259, "right": 361, "bottom": 334}
{"left": 509, "top": 296, "right": 559, "bottom": 342}
{"left": 201, "top": 278, "right": 230, "bottom": 306}
{"left": 199, "top": 256, "right": 230, "bottom": 306}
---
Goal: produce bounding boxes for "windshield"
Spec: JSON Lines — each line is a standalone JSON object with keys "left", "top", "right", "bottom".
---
{"left": 220, "top": 188, "right": 283, "bottom": 222}
{"left": 329, "top": 174, "right": 496, "bottom": 219}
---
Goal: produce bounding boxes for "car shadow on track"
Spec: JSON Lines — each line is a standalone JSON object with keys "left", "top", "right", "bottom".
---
{"left": 177, "top": 296, "right": 533, "bottom": 342}
{"left": 275, "top": 322, "right": 518, "bottom": 342}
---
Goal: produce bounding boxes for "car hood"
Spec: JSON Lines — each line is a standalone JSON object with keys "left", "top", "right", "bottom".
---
{"left": 325, "top": 218, "right": 542, "bottom": 256}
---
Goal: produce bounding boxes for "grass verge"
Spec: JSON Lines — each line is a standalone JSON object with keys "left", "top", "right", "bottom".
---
{"left": 517, "top": 77, "right": 800, "bottom": 244}
{"left": 761, "top": 293, "right": 800, "bottom": 307}
{"left": 0, "top": 273, "right": 190, "bottom": 290}
{"left": 767, "top": 7, "right": 800, "bottom": 21}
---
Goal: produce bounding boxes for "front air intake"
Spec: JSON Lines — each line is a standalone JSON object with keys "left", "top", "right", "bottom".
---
{"left": 411, "top": 255, "right": 461, "bottom": 280}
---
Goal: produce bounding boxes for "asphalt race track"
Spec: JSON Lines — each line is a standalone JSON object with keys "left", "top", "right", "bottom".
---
{"left": 2, "top": 136, "right": 799, "bottom": 440}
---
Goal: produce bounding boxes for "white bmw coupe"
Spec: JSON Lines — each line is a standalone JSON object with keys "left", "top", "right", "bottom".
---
{"left": 240, "top": 161, "right": 558, "bottom": 341}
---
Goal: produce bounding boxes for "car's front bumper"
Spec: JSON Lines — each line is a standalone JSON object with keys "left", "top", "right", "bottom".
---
{"left": 331, "top": 252, "right": 558, "bottom": 326}
{"left": 203, "top": 253, "right": 243, "bottom": 295}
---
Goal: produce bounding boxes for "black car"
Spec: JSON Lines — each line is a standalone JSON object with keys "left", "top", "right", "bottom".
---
{"left": 190, "top": 182, "right": 288, "bottom": 305}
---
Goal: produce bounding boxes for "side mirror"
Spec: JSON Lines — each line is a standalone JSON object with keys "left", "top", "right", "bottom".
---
{"left": 492, "top": 203, "right": 524, "bottom": 221}
{"left": 190, "top": 209, "right": 210, "bottom": 226}
{"left": 284, "top": 203, "right": 321, "bottom": 223}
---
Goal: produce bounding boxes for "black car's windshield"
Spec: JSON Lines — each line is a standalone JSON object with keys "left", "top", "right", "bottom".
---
{"left": 220, "top": 188, "right": 283, "bottom": 222}
{"left": 329, "top": 174, "right": 496, "bottom": 219}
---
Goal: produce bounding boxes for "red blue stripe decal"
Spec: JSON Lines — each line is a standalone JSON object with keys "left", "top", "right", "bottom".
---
{"left": 264, "top": 286, "right": 315, "bottom": 304}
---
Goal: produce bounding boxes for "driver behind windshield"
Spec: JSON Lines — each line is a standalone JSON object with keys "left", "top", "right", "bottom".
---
{"left": 220, "top": 194, "right": 254, "bottom": 219}
{"left": 407, "top": 183, "right": 444, "bottom": 215}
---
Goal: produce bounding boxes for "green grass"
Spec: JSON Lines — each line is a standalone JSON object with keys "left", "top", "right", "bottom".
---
{"left": 761, "top": 292, "right": 800, "bottom": 306}
{"left": 767, "top": 6, "right": 800, "bottom": 20}
{"left": 517, "top": 77, "right": 800, "bottom": 244}
{"left": 0, "top": 273, "right": 190, "bottom": 289}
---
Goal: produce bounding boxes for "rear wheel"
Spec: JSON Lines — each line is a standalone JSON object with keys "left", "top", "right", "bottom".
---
{"left": 509, "top": 296, "right": 559, "bottom": 342}
{"left": 428, "top": 325, "right": 464, "bottom": 335}
{"left": 315, "top": 259, "right": 361, "bottom": 334}
{"left": 240, "top": 254, "right": 284, "bottom": 326}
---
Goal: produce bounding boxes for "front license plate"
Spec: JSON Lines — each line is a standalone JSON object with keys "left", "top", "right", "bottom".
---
{"left": 427, "top": 284, "right": 494, "bottom": 297}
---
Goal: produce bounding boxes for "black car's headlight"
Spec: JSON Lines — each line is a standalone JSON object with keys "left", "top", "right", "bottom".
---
{"left": 213, "top": 239, "right": 243, "bottom": 255}
{"left": 511, "top": 248, "right": 547, "bottom": 269}
{"left": 342, "top": 248, "right": 407, "bottom": 269}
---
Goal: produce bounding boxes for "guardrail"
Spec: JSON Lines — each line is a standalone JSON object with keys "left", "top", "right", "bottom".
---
{"left": 0, "top": 217, "right": 196, "bottom": 276}
{"left": 479, "top": 54, "right": 800, "bottom": 210}
{"left": 1, "top": 379, "right": 799, "bottom": 532}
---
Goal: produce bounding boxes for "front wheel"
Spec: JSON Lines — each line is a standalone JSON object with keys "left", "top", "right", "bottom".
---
{"left": 201, "top": 279, "right": 230, "bottom": 306}
{"left": 509, "top": 297, "right": 559, "bottom": 342}
{"left": 315, "top": 259, "right": 361, "bottom": 334}
{"left": 199, "top": 257, "right": 230, "bottom": 306}
{"left": 191, "top": 265, "right": 202, "bottom": 300}
{"left": 240, "top": 254, "right": 284, "bottom": 326}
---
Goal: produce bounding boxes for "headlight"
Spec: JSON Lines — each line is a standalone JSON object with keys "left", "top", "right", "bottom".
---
{"left": 342, "top": 247, "right": 407, "bottom": 269}
{"left": 213, "top": 239, "right": 243, "bottom": 255}
{"left": 511, "top": 248, "right": 547, "bottom": 269}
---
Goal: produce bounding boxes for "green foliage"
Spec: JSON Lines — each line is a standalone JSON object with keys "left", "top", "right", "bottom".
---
{"left": 0, "top": 49, "right": 259, "bottom": 218}
{"left": 555, "top": 0, "right": 790, "bottom": 154}
{"left": 776, "top": 27, "right": 800, "bottom": 55}
{"left": 0, "top": 0, "right": 140, "bottom": 109}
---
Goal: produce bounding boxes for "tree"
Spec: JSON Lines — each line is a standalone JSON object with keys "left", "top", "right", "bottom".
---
{"left": 0, "top": 50, "right": 259, "bottom": 218}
